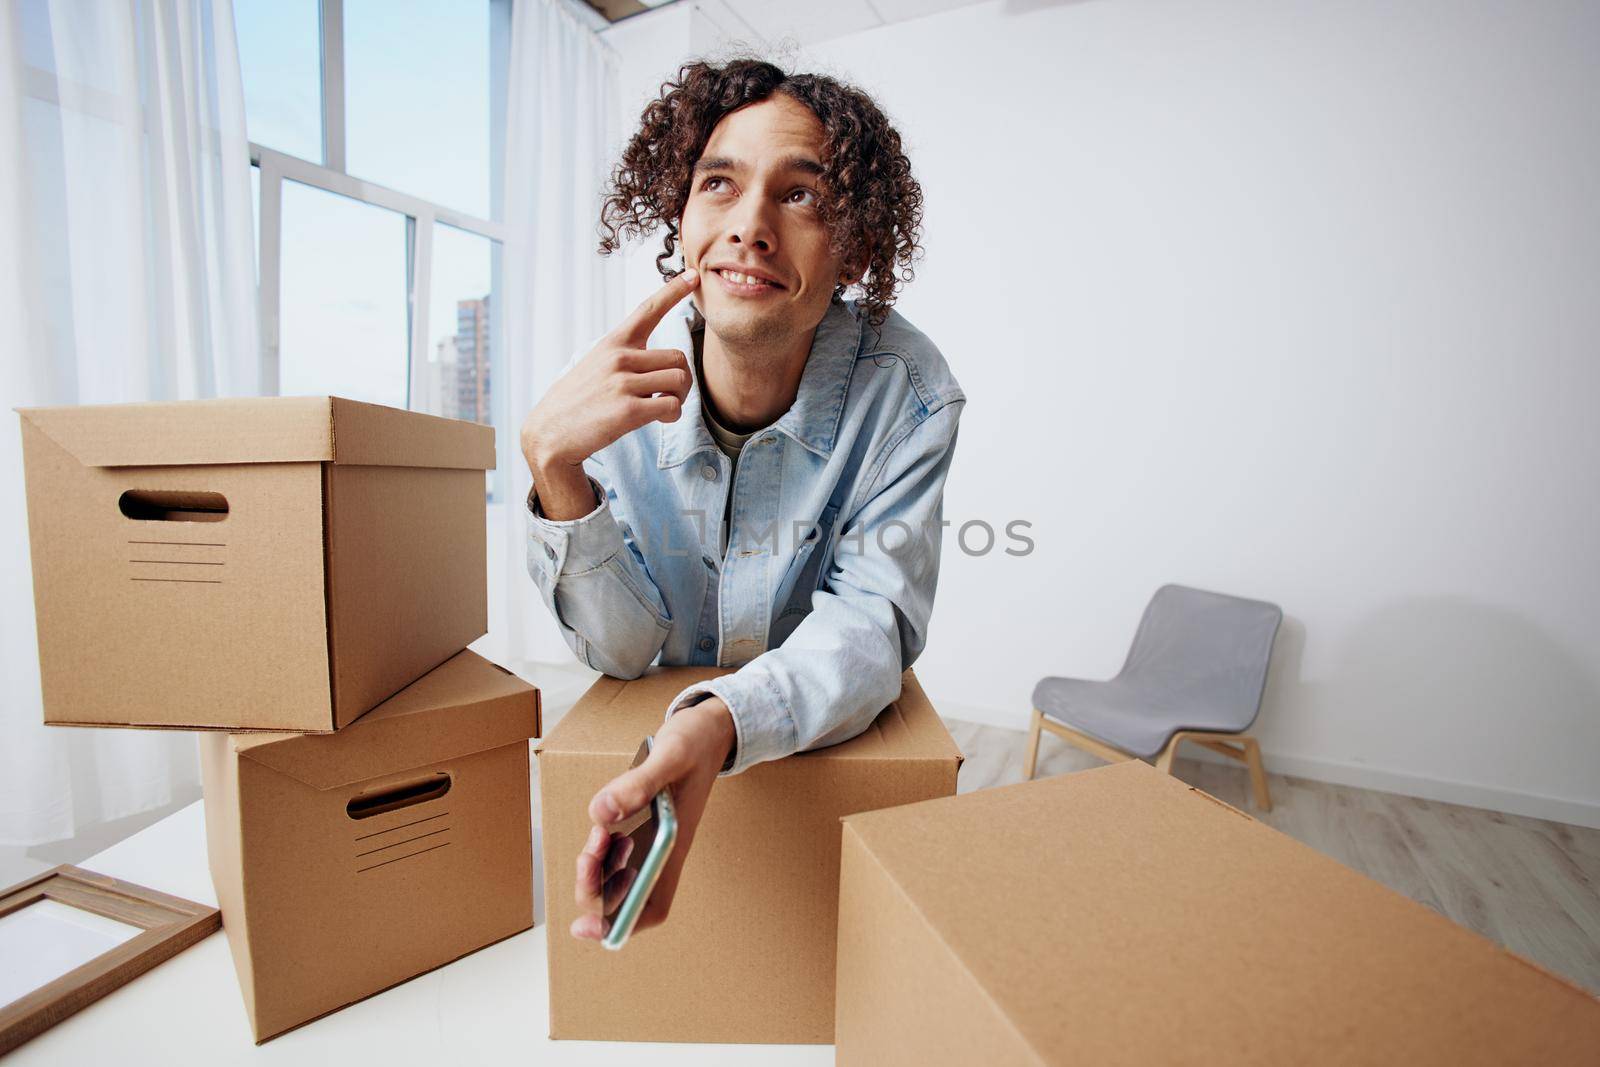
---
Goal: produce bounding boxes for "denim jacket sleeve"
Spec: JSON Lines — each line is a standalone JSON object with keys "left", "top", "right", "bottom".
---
{"left": 524, "top": 456, "right": 673, "bottom": 679}
{"left": 661, "top": 397, "right": 964, "bottom": 775}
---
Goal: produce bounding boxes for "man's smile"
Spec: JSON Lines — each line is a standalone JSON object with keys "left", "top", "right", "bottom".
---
{"left": 709, "top": 266, "right": 786, "bottom": 297}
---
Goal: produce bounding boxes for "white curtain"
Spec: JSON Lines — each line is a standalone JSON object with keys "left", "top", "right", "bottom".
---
{"left": 483, "top": 0, "right": 623, "bottom": 669}
{"left": 0, "top": 0, "right": 258, "bottom": 844}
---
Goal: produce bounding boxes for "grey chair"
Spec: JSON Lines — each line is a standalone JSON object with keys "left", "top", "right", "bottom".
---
{"left": 1024, "top": 584, "right": 1283, "bottom": 809}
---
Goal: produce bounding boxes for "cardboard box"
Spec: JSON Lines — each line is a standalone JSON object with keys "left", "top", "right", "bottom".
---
{"left": 538, "top": 666, "right": 962, "bottom": 1043}
{"left": 17, "top": 396, "right": 494, "bottom": 731}
{"left": 835, "top": 760, "right": 1600, "bottom": 1066}
{"left": 199, "top": 649, "right": 540, "bottom": 1043}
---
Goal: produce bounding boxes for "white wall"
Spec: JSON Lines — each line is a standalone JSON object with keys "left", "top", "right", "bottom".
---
{"left": 601, "top": 0, "right": 1600, "bottom": 825}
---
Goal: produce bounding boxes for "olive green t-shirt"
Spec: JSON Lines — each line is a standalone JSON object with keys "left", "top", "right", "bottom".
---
{"left": 691, "top": 320, "right": 756, "bottom": 554}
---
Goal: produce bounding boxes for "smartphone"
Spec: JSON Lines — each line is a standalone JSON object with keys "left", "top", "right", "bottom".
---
{"left": 601, "top": 736, "right": 678, "bottom": 951}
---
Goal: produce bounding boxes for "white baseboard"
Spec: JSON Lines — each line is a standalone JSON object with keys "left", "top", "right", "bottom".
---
{"left": 935, "top": 698, "right": 1600, "bottom": 831}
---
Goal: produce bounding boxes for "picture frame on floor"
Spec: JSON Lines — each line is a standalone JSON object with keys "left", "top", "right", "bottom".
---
{"left": 0, "top": 864, "right": 220, "bottom": 1055}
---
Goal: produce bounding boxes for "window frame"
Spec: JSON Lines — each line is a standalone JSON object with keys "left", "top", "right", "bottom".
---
{"left": 250, "top": 0, "right": 510, "bottom": 452}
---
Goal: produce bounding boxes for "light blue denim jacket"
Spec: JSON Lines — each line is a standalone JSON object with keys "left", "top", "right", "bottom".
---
{"left": 524, "top": 294, "right": 964, "bottom": 775}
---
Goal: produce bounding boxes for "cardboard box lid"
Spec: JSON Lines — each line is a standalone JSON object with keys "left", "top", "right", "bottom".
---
{"left": 840, "top": 761, "right": 1600, "bottom": 1063}
{"left": 539, "top": 666, "right": 960, "bottom": 763}
{"left": 231, "top": 651, "right": 539, "bottom": 790}
{"left": 15, "top": 396, "right": 494, "bottom": 470}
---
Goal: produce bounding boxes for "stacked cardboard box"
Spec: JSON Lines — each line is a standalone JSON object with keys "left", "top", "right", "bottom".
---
{"left": 538, "top": 665, "right": 963, "bottom": 1042}
{"left": 18, "top": 397, "right": 542, "bottom": 1043}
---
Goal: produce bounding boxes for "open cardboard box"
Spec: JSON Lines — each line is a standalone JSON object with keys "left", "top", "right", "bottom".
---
{"left": 17, "top": 396, "right": 494, "bottom": 731}
{"left": 835, "top": 760, "right": 1600, "bottom": 1065}
{"left": 199, "top": 649, "right": 540, "bottom": 1043}
{"left": 538, "top": 666, "right": 962, "bottom": 1043}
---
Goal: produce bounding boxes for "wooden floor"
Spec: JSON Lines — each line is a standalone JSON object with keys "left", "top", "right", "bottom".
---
{"left": 947, "top": 718, "right": 1600, "bottom": 996}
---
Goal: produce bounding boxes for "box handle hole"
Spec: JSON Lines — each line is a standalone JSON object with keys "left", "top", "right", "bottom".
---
{"left": 119, "top": 489, "right": 229, "bottom": 523}
{"left": 346, "top": 773, "right": 452, "bottom": 820}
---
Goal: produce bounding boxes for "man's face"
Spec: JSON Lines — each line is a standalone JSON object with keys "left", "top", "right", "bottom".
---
{"left": 681, "top": 94, "right": 850, "bottom": 353}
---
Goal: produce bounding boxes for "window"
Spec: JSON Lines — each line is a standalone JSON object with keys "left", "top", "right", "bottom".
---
{"left": 419, "top": 223, "right": 502, "bottom": 499}
{"left": 278, "top": 181, "right": 409, "bottom": 407}
{"left": 236, "top": 0, "right": 322, "bottom": 163}
{"left": 238, "top": 0, "right": 510, "bottom": 501}
{"left": 344, "top": 0, "right": 492, "bottom": 217}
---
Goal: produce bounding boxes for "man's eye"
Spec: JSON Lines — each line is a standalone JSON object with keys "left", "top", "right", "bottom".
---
{"left": 702, "top": 176, "right": 728, "bottom": 192}
{"left": 789, "top": 188, "right": 817, "bottom": 206}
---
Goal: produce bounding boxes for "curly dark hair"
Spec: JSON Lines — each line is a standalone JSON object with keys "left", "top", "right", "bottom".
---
{"left": 597, "top": 57, "right": 924, "bottom": 331}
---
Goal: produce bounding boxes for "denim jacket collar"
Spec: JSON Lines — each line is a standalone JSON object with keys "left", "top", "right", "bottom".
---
{"left": 658, "top": 297, "right": 865, "bottom": 468}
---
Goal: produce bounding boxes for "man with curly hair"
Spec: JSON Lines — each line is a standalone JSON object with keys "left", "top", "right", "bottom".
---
{"left": 520, "top": 58, "right": 964, "bottom": 942}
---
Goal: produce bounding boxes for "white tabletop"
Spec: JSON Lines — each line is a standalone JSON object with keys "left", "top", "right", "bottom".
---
{"left": 9, "top": 801, "right": 833, "bottom": 1065}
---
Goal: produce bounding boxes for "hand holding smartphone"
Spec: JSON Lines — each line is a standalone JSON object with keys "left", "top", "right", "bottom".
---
{"left": 600, "top": 736, "right": 678, "bottom": 950}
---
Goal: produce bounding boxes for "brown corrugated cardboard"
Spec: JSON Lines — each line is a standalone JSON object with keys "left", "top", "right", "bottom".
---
{"left": 17, "top": 396, "right": 495, "bottom": 732}
{"left": 538, "top": 666, "right": 962, "bottom": 1043}
{"left": 836, "top": 761, "right": 1600, "bottom": 1066}
{"left": 199, "top": 649, "right": 540, "bottom": 1043}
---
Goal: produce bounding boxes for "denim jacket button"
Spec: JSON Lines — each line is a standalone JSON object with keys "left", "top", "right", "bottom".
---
{"left": 700, "top": 464, "right": 718, "bottom": 481}
{"left": 543, "top": 543, "right": 556, "bottom": 561}
{"left": 698, "top": 636, "right": 714, "bottom": 651}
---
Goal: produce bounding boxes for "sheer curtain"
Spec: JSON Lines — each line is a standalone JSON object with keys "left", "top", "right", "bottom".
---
{"left": 484, "top": 0, "right": 623, "bottom": 669}
{"left": 0, "top": 0, "right": 258, "bottom": 844}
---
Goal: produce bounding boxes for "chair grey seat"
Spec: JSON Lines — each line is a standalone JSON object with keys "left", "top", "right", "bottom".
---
{"left": 1032, "top": 584, "right": 1283, "bottom": 759}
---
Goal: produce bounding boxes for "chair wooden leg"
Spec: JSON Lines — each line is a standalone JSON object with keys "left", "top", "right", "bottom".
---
{"left": 1029, "top": 716, "right": 1138, "bottom": 774}
{"left": 1242, "top": 737, "right": 1272, "bottom": 812}
{"left": 1154, "top": 736, "right": 1181, "bottom": 774}
{"left": 1022, "top": 709, "right": 1044, "bottom": 780}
